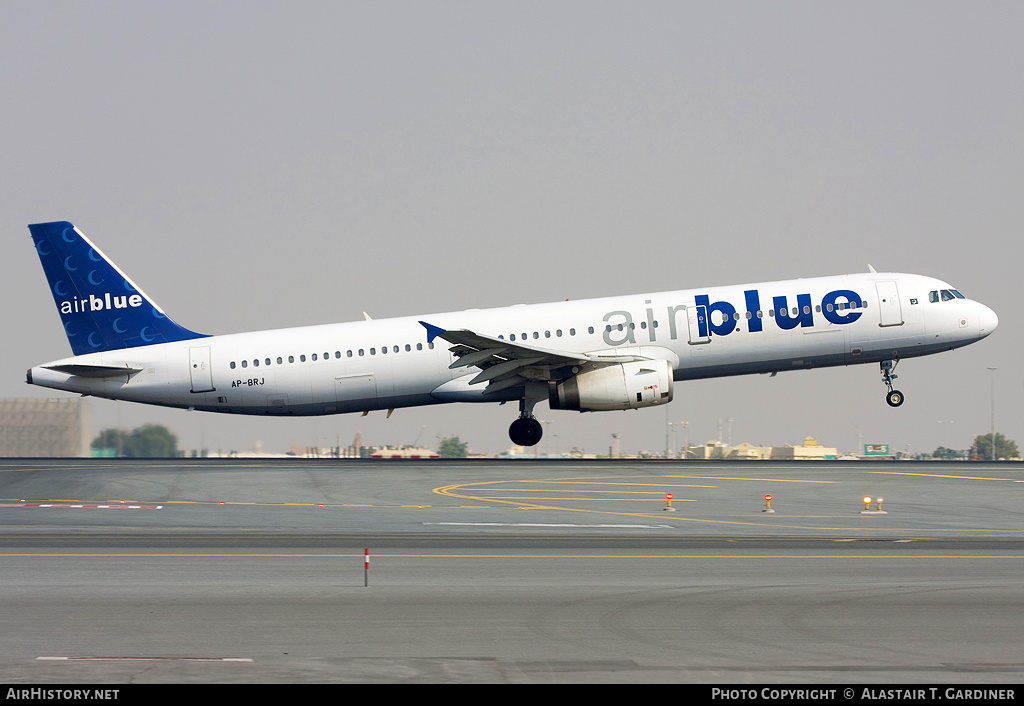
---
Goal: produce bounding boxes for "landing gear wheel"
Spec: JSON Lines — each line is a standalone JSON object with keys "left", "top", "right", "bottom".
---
{"left": 509, "top": 418, "right": 543, "bottom": 446}
{"left": 880, "top": 360, "right": 903, "bottom": 408}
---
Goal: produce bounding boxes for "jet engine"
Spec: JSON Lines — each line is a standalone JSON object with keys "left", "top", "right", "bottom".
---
{"left": 552, "top": 359, "right": 673, "bottom": 411}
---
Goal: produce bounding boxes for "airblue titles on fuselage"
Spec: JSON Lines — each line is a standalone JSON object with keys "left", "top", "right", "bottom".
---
{"left": 601, "top": 288, "right": 865, "bottom": 346}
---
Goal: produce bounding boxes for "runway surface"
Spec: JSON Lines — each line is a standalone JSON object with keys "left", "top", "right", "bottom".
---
{"left": 1, "top": 458, "right": 1022, "bottom": 683}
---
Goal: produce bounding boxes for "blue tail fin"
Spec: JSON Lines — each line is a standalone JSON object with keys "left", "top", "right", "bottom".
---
{"left": 29, "top": 221, "right": 207, "bottom": 355}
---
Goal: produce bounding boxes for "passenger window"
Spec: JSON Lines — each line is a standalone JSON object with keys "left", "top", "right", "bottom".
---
{"left": 241, "top": 360, "right": 247, "bottom": 368}
{"left": 300, "top": 355, "right": 306, "bottom": 362}
{"left": 265, "top": 358, "right": 271, "bottom": 366}
{"left": 311, "top": 354, "right": 317, "bottom": 361}
{"left": 277, "top": 357, "right": 282, "bottom": 365}
{"left": 230, "top": 361, "right": 236, "bottom": 369}
{"left": 253, "top": 359, "right": 259, "bottom": 367}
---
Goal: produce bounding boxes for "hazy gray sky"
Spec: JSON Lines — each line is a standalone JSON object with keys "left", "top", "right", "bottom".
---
{"left": 2, "top": 1, "right": 1021, "bottom": 456}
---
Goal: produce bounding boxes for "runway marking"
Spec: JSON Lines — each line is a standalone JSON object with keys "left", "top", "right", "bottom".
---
{"left": 869, "top": 471, "right": 1023, "bottom": 481}
{"left": 432, "top": 475, "right": 1024, "bottom": 533}
{"left": 4, "top": 552, "right": 1024, "bottom": 560}
{"left": 37, "top": 656, "right": 252, "bottom": 662}
{"left": 512, "top": 481, "right": 718, "bottom": 488}
{"left": 423, "top": 522, "right": 676, "bottom": 529}
{"left": 666, "top": 475, "right": 836, "bottom": 483}
{"left": 0, "top": 503, "right": 162, "bottom": 509}
{"left": 463, "top": 496, "right": 695, "bottom": 502}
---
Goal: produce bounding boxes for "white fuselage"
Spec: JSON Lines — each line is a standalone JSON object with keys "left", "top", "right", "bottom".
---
{"left": 28, "top": 272, "right": 997, "bottom": 416}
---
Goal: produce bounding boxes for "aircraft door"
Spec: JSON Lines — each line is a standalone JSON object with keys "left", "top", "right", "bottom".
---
{"left": 189, "top": 346, "right": 215, "bottom": 393}
{"left": 875, "top": 281, "right": 904, "bottom": 327}
{"left": 687, "top": 304, "right": 710, "bottom": 345}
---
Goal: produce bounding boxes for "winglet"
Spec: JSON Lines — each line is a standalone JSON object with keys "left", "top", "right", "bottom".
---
{"left": 419, "top": 321, "right": 445, "bottom": 344}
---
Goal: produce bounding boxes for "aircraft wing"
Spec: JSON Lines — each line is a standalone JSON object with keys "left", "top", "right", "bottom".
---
{"left": 419, "top": 321, "right": 647, "bottom": 395}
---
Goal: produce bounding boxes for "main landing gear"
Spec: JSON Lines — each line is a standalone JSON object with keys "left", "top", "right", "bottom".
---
{"left": 881, "top": 359, "right": 904, "bottom": 407}
{"left": 509, "top": 417, "right": 543, "bottom": 446}
{"left": 509, "top": 382, "right": 546, "bottom": 446}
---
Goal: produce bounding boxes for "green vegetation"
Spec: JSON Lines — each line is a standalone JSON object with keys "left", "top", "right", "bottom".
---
{"left": 92, "top": 424, "right": 179, "bottom": 458}
{"left": 438, "top": 436, "right": 468, "bottom": 458}
{"left": 970, "top": 433, "right": 1018, "bottom": 461}
{"left": 931, "top": 446, "right": 965, "bottom": 460}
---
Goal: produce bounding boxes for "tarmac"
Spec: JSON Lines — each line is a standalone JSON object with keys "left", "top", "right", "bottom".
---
{"left": 1, "top": 457, "right": 1022, "bottom": 683}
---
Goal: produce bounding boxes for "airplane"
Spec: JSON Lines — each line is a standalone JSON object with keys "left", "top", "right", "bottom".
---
{"left": 25, "top": 221, "right": 998, "bottom": 447}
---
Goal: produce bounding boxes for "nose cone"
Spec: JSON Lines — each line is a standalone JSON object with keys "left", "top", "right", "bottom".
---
{"left": 978, "top": 303, "right": 998, "bottom": 338}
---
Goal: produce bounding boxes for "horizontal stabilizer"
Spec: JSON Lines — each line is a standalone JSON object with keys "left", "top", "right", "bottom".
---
{"left": 43, "top": 363, "right": 142, "bottom": 379}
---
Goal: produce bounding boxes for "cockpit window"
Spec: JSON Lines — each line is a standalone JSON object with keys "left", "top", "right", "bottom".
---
{"left": 930, "top": 289, "right": 966, "bottom": 303}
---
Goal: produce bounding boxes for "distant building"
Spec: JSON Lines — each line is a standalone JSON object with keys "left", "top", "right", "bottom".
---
{"left": 681, "top": 437, "right": 838, "bottom": 461}
{"left": 770, "top": 437, "right": 838, "bottom": 460}
{"left": 370, "top": 446, "right": 440, "bottom": 459}
{"left": 0, "top": 398, "right": 91, "bottom": 457}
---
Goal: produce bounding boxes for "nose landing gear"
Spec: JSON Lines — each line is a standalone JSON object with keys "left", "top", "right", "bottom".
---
{"left": 881, "top": 359, "right": 904, "bottom": 407}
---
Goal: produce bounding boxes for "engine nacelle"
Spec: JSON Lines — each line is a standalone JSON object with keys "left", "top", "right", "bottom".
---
{"left": 553, "top": 359, "right": 674, "bottom": 411}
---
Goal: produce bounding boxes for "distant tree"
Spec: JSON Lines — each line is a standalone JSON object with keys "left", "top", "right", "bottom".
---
{"left": 92, "top": 424, "right": 178, "bottom": 458}
{"left": 932, "top": 446, "right": 965, "bottom": 460}
{"left": 438, "top": 436, "right": 468, "bottom": 458}
{"left": 92, "top": 429, "right": 129, "bottom": 457}
{"left": 970, "top": 433, "right": 1018, "bottom": 461}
